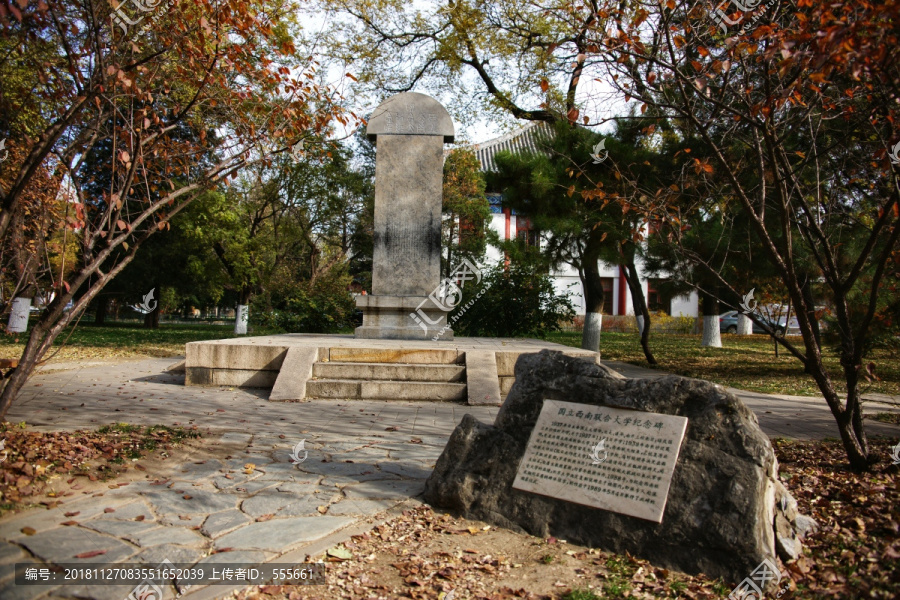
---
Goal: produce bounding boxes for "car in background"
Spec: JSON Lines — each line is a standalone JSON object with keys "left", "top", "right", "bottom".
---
{"left": 719, "top": 310, "right": 786, "bottom": 335}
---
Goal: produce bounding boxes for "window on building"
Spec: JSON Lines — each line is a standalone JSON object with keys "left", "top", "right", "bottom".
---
{"left": 647, "top": 278, "right": 673, "bottom": 314}
{"left": 601, "top": 277, "right": 614, "bottom": 315}
{"left": 516, "top": 217, "right": 540, "bottom": 247}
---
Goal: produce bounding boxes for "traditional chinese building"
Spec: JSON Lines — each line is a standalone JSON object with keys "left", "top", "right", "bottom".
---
{"left": 467, "top": 122, "right": 699, "bottom": 321}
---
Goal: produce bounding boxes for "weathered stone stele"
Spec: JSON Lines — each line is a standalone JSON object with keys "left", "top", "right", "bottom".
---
{"left": 356, "top": 92, "right": 456, "bottom": 340}
{"left": 424, "top": 350, "right": 815, "bottom": 585}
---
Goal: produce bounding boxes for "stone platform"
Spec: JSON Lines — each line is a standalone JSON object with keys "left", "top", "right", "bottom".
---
{"left": 185, "top": 335, "right": 598, "bottom": 406}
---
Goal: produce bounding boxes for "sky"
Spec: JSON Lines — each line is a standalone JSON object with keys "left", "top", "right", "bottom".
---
{"left": 299, "top": 1, "right": 628, "bottom": 152}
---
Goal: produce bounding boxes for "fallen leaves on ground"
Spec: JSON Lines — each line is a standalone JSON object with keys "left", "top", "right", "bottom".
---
{"left": 775, "top": 437, "right": 900, "bottom": 598}
{"left": 232, "top": 438, "right": 900, "bottom": 600}
{"left": 0, "top": 422, "right": 200, "bottom": 515}
{"left": 231, "top": 506, "right": 726, "bottom": 600}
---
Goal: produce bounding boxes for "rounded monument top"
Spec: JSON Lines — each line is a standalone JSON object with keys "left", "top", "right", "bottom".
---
{"left": 366, "top": 92, "right": 455, "bottom": 143}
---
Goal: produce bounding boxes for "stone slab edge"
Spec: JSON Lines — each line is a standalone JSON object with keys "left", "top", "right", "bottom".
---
{"left": 185, "top": 367, "right": 279, "bottom": 388}
{"left": 179, "top": 500, "right": 422, "bottom": 600}
{"left": 269, "top": 347, "right": 322, "bottom": 401}
{"left": 495, "top": 349, "right": 600, "bottom": 377}
{"left": 465, "top": 350, "right": 501, "bottom": 406}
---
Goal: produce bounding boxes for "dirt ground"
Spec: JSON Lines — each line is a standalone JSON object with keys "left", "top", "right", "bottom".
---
{"left": 231, "top": 506, "right": 733, "bottom": 600}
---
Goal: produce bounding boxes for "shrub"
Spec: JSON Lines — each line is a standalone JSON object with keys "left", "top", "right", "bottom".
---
{"left": 252, "top": 271, "right": 355, "bottom": 333}
{"left": 562, "top": 311, "right": 695, "bottom": 334}
{"left": 449, "top": 262, "right": 575, "bottom": 338}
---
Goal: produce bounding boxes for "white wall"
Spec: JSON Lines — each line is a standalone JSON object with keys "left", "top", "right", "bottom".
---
{"left": 477, "top": 212, "right": 699, "bottom": 318}
{"left": 670, "top": 293, "right": 698, "bottom": 318}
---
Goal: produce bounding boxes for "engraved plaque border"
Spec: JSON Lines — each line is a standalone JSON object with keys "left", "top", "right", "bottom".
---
{"left": 511, "top": 399, "right": 689, "bottom": 523}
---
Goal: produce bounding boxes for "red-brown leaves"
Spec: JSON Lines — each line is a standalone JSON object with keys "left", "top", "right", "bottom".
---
{"left": 0, "top": 425, "right": 200, "bottom": 515}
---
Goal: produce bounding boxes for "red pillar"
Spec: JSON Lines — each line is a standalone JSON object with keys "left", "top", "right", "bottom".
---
{"left": 618, "top": 266, "right": 628, "bottom": 316}
{"left": 503, "top": 208, "right": 511, "bottom": 267}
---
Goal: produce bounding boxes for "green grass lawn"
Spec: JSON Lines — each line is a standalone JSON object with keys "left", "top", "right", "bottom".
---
{"left": 545, "top": 331, "right": 900, "bottom": 398}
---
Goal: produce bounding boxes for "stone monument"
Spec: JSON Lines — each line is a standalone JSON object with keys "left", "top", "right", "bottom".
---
{"left": 424, "top": 350, "right": 816, "bottom": 584}
{"left": 355, "top": 92, "right": 456, "bottom": 340}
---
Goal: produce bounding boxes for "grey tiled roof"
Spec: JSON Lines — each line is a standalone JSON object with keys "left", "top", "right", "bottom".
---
{"left": 471, "top": 121, "right": 554, "bottom": 172}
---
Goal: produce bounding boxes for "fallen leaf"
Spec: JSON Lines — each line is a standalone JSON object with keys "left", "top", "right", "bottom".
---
{"left": 326, "top": 546, "right": 353, "bottom": 561}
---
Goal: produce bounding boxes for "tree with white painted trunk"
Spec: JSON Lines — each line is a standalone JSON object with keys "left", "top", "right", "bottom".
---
{"left": 701, "top": 293, "right": 722, "bottom": 348}
{"left": 736, "top": 313, "right": 753, "bottom": 335}
{"left": 235, "top": 305, "right": 250, "bottom": 335}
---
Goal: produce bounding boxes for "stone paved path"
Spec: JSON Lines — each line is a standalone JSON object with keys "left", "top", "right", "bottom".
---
{"left": 3, "top": 358, "right": 498, "bottom": 600}
{"left": 0, "top": 427, "right": 446, "bottom": 600}
{"left": 1, "top": 356, "right": 898, "bottom": 600}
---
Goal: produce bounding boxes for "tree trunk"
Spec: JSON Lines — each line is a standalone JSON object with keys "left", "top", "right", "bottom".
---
{"left": 737, "top": 313, "right": 752, "bottom": 335}
{"left": 0, "top": 283, "right": 90, "bottom": 419}
{"left": 580, "top": 241, "right": 605, "bottom": 353}
{"left": 583, "top": 312, "right": 602, "bottom": 351}
{"left": 95, "top": 296, "right": 109, "bottom": 325}
{"left": 701, "top": 292, "right": 722, "bottom": 348}
{"left": 235, "top": 305, "right": 249, "bottom": 335}
{"left": 143, "top": 307, "right": 160, "bottom": 329}
{"left": 813, "top": 353, "right": 871, "bottom": 470}
{"left": 622, "top": 253, "right": 656, "bottom": 365}
{"left": 6, "top": 297, "right": 32, "bottom": 333}
{"left": 800, "top": 276, "right": 822, "bottom": 354}
{"left": 235, "top": 289, "right": 251, "bottom": 335}
{"left": 142, "top": 283, "right": 161, "bottom": 329}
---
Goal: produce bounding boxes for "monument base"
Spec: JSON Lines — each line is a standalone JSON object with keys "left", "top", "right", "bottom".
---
{"left": 355, "top": 325, "right": 453, "bottom": 340}
{"left": 184, "top": 334, "right": 599, "bottom": 405}
{"left": 355, "top": 294, "right": 452, "bottom": 341}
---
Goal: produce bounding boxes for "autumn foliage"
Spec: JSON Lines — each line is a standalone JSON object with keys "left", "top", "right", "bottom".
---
{"left": 0, "top": 0, "right": 356, "bottom": 417}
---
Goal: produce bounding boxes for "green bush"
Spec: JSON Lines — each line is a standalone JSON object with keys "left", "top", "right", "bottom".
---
{"left": 252, "top": 272, "right": 355, "bottom": 334}
{"left": 449, "top": 262, "right": 575, "bottom": 338}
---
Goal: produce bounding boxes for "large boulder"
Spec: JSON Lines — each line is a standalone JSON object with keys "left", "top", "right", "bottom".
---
{"left": 424, "top": 350, "right": 812, "bottom": 584}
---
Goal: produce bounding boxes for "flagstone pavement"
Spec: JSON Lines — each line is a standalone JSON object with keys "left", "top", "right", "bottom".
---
{"left": 0, "top": 356, "right": 897, "bottom": 600}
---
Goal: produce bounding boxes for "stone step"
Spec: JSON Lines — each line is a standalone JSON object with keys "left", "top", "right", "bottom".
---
{"left": 313, "top": 362, "right": 465, "bottom": 382}
{"left": 327, "top": 347, "right": 461, "bottom": 365}
{"left": 305, "top": 379, "right": 467, "bottom": 402}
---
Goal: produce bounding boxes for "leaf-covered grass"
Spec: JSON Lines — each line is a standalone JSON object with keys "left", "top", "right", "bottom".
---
{"left": 0, "top": 322, "right": 242, "bottom": 363}
{"left": 3, "top": 322, "right": 897, "bottom": 400}
{"left": 545, "top": 332, "right": 900, "bottom": 398}
{"left": 868, "top": 413, "right": 900, "bottom": 425}
{"left": 0, "top": 321, "right": 356, "bottom": 365}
